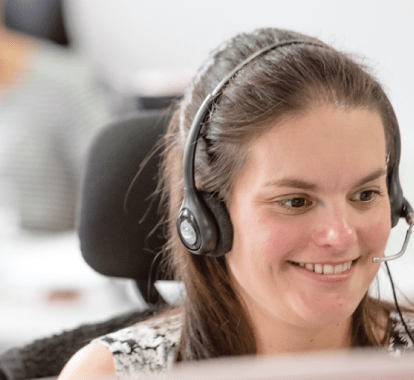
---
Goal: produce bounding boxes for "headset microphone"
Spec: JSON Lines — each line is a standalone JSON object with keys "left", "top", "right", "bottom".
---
{"left": 372, "top": 199, "right": 414, "bottom": 263}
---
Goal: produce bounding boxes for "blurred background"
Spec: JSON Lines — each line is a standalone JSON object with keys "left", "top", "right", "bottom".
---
{"left": 0, "top": 0, "right": 413, "bottom": 353}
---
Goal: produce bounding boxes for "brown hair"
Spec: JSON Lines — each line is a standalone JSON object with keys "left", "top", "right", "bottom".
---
{"left": 159, "top": 28, "right": 400, "bottom": 360}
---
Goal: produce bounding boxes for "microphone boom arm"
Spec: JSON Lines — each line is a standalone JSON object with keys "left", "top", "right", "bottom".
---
{"left": 372, "top": 214, "right": 414, "bottom": 263}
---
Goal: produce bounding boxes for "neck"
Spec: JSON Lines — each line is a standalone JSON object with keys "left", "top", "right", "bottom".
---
{"left": 241, "top": 296, "right": 353, "bottom": 356}
{"left": 255, "top": 317, "right": 352, "bottom": 355}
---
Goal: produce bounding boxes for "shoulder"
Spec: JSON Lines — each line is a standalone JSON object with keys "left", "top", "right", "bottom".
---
{"left": 57, "top": 342, "right": 115, "bottom": 380}
{"left": 94, "top": 311, "right": 182, "bottom": 348}
{"left": 58, "top": 312, "right": 183, "bottom": 379}
{"left": 92, "top": 312, "right": 183, "bottom": 377}
{"left": 388, "top": 310, "right": 414, "bottom": 355}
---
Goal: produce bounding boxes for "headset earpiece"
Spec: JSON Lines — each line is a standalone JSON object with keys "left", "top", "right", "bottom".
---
{"left": 177, "top": 190, "right": 232, "bottom": 257}
{"left": 388, "top": 167, "right": 404, "bottom": 228}
{"left": 177, "top": 188, "right": 217, "bottom": 255}
{"left": 200, "top": 192, "right": 233, "bottom": 256}
{"left": 386, "top": 108, "right": 411, "bottom": 227}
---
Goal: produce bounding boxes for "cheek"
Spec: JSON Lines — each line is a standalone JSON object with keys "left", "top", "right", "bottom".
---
{"left": 258, "top": 216, "right": 309, "bottom": 262}
{"left": 227, "top": 212, "right": 309, "bottom": 302}
{"left": 358, "top": 209, "right": 391, "bottom": 255}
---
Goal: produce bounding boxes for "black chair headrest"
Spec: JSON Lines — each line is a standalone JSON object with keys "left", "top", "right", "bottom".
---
{"left": 78, "top": 109, "right": 172, "bottom": 303}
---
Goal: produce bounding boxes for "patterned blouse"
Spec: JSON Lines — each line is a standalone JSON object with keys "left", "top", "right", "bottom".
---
{"left": 93, "top": 310, "right": 414, "bottom": 379}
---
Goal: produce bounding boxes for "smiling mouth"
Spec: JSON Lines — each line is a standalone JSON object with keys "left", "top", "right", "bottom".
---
{"left": 287, "top": 259, "right": 358, "bottom": 275}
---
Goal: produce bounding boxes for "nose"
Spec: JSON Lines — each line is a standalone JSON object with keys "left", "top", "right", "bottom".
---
{"left": 311, "top": 204, "right": 357, "bottom": 251}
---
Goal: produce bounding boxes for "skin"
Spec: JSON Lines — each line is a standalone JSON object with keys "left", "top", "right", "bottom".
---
{"left": 58, "top": 343, "right": 115, "bottom": 379}
{"left": 227, "top": 106, "right": 391, "bottom": 355}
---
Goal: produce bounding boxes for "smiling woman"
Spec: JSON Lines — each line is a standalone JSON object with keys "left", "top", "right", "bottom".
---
{"left": 58, "top": 28, "right": 414, "bottom": 379}
{"left": 227, "top": 106, "right": 391, "bottom": 352}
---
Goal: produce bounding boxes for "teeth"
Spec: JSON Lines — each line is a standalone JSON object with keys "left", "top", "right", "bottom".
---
{"left": 292, "top": 260, "right": 353, "bottom": 275}
{"left": 314, "top": 264, "right": 323, "bottom": 274}
{"left": 334, "top": 264, "right": 343, "bottom": 274}
{"left": 324, "top": 265, "right": 334, "bottom": 274}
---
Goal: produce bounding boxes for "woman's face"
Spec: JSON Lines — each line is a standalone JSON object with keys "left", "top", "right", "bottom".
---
{"left": 227, "top": 106, "right": 391, "bottom": 332}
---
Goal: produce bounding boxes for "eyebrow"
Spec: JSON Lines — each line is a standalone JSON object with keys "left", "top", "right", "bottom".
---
{"left": 353, "top": 168, "right": 387, "bottom": 188}
{"left": 264, "top": 168, "right": 387, "bottom": 191}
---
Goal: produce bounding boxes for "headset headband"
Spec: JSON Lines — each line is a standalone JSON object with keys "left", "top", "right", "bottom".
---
{"left": 177, "top": 39, "right": 412, "bottom": 257}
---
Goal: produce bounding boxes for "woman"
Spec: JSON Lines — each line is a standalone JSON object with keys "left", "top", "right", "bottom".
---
{"left": 58, "top": 27, "right": 414, "bottom": 379}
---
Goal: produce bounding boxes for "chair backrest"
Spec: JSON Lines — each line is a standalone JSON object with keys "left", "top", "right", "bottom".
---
{"left": 78, "top": 109, "right": 172, "bottom": 304}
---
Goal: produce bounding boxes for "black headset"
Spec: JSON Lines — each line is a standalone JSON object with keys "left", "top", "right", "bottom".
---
{"left": 177, "top": 40, "right": 413, "bottom": 257}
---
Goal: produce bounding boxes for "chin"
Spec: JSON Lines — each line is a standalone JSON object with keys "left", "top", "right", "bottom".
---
{"left": 288, "top": 297, "right": 358, "bottom": 329}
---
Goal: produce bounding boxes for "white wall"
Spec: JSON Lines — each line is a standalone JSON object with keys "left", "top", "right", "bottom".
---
{"left": 63, "top": 1, "right": 412, "bottom": 96}
{"left": 63, "top": 0, "right": 413, "bottom": 133}
{"left": 63, "top": 0, "right": 414, "bottom": 301}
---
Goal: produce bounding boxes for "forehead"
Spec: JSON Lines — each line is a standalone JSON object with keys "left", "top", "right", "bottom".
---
{"left": 241, "top": 106, "right": 386, "bottom": 190}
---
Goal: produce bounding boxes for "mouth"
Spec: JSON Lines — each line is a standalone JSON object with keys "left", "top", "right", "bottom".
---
{"left": 287, "top": 259, "right": 359, "bottom": 275}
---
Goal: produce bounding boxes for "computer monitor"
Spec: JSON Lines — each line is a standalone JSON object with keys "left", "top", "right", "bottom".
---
{"left": 165, "top": 348, "right": 414, "bottom": 380}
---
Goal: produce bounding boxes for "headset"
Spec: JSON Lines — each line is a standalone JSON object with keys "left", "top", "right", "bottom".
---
{"left": 176, "top": 38, "right": 414, "bottom": 345}
{"left": 177, "top": 39, "right": 414, "bottom": 259}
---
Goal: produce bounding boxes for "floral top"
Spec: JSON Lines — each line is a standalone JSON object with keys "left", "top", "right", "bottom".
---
{"left": 388, "top": 311, "right": 414, "bottom": 355}
{"left": 93, "top": 310, "right": 414, "bottom": 379}
{"left": 92, "top": 313, "right": 182, "bottom": 379}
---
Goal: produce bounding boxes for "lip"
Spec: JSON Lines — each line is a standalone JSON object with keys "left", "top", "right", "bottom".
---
{"left": 287, "top": 259, "right": 358, "bottom": 284}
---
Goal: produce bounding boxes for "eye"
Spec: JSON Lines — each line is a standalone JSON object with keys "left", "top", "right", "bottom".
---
{"left": 353, "top": 190, "right": 378, "bottom": 202}
{"left": 275, "top": 196, "right": 313, "bottom": 215}
{"left": 350, "top": 189, "right": 385, "bottom": 209}
{"left": 282, "top": 198, "right": 308, "bottom": 208}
